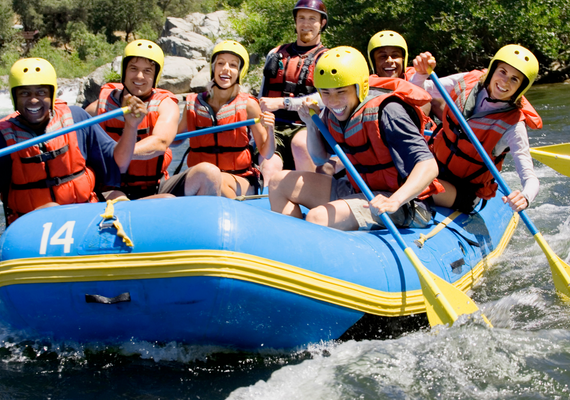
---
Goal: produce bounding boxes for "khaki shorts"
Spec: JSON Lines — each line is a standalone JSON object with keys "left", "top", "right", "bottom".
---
{"left": 330, "top": 176, "right": 433, "bottom": 231}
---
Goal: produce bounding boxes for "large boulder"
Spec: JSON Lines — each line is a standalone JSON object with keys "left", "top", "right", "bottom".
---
{"left": 158, "top": 56, "right": 207, "bottom": 94}
{"left": 158, "top": 17, "right": 213, "bottom": 60}
{"left": 76, "top": 56, "right": 122, "bottom": 107}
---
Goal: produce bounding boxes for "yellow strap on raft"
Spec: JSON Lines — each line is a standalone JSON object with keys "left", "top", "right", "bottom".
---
{"left": 414, "top": 210, "right": 462, "bottom": 248}
{"left": 100, "top": 196, "right": 134, "bottom": 247}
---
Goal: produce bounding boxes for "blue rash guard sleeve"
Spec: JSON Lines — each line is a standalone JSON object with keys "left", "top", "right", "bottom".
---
{"left": 380, "top": 102, "right": 434, "bottom": 179}
{"left": 70, "top": 106, "right": 122, "bottom": 188}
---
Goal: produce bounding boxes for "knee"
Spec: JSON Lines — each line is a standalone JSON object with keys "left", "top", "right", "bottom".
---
{"left": 268, "top": 170, "right": 290, "bottom": 194}
{"left": 305, "top": 205, "right": 329, "bottom": 226}
{"left": 191, "top": 162, "right": 222, "bottom": 182}
{"left": 290, "top": 129, "right": 308, "bottom": 152}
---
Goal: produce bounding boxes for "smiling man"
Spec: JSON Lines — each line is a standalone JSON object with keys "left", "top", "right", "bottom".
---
{"left": 86, "top": 39, "right": 179, "bottom": 200}
{"left": 257, "top": 0, "right": 329, "bottom": 183}
{"left": 269, "top": 47, "right": 441, "bottom": 231}
{"left": 0, "top": 58, "right": 144, "bottom": 225}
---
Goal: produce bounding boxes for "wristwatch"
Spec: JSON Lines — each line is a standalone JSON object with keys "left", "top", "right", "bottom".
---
{"left": 283, "top": 97, "right": 292, "bottom": 111}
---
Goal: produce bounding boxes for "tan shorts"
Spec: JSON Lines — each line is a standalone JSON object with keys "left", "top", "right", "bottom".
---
{"left": 330, "top": 177, "right": 433, "bottom": 231}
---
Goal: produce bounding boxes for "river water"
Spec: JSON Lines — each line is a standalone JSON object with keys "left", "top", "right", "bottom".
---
{"left": 0, "top": 83, "right": 569, "bottom": 399}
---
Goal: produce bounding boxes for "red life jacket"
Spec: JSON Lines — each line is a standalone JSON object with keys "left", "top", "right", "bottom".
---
{"left": 432, "top": 70, "right": 542, "bottom": 200}
{"left": 185, "top": 92, "right": 256, "bottom": 177}
{"left": 369, "top": 74, "right": 436, "bottom": 137}
{"left": 97, "top": 83, "right": 178, "bottom": 189}
{"left": 262, "top": 43, "right": 328, "bottom": 124}
{"left": 403, "top": 66, "right": 417, "bottom": 81}
{"left": 325, "top": 89, "right": 443, "bottom": 199}
{"left": 0, "top": 100, "right": 97, "bottom": 224}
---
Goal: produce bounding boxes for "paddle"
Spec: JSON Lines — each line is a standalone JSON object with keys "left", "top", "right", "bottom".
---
{"left": 310, "top": 110, "right": 490, "bottom": 328}
{"left": 0, "top": 106, "right": 130, "bottom": 159}
{"left": 530, "top": 144, "right": 570, "bottom": 178}
{"left": 174, "top": 118, "right": 260, "bottom": 141}
{"left": 429, "top": 69, "right": 570, "bottom": 298}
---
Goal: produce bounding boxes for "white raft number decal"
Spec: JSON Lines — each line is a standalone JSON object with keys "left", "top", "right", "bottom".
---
{"left": 39, "top": 221, "right": 76, "bottom": 255}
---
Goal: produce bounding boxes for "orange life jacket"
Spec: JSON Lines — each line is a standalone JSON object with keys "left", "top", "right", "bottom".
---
{"left": 96, "top": 82, "right": 177, "bottom": 189}
{"left": 185, "top": 92, "right": 256, "bottom": 177}
{"left": 0, "top": 100, "right": 97, "bottom": 224}
{"left": 325, "top": 89, "right": 443, "bottom": 199}
{"left": 432, "top": 70, "right": 542, "bottom": 200}
{"left": 403, "top": 66, "right": 417, "bottom": 81}
{"left": 369, "top": 74, "right": 436, "bottom": 137}
{"left": 262, "top": 43, "right": 328, "bottom": 124}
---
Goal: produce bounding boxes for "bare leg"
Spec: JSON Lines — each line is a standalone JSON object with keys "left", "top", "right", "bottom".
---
{"left": 291, "top": 128, "right": 316, "bottom": 172}
{"left": 268, "top": 170, "right": 332, "bottom": 219}
{"left": 102, "top": 190, "right": 128, "bottom": 201}
{"left": 259, "top": 153, "right": 283, "bottom": 187}
{"left": 35, "top": 202, "right": 60, "bottom": 210}
{"left": 306, "top": 199, "right": 359, "bottom": 231}
{"left": 221, "top": 173, "right": 254, "bottom": 199}
{"left": 183, "top": 162, "right": 222, "bottom": 196}
{"left": 432, "top": 179, "right": 457, "bottom": 208}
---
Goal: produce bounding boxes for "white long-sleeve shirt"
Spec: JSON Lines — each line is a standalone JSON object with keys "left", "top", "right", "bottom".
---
{"left": 410, "top": 72, "right": 540, "bottom": 204}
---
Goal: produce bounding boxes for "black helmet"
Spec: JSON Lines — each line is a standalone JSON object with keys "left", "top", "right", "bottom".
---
{"left": 293, "top": 0, "right": 328, "bottom": 30}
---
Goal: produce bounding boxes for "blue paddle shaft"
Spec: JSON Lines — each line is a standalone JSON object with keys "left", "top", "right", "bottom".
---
{"left": 429, "top": 71, "right": 539, "bottom": 235}
{"left": 0, "top": 107, "right": 128, "bottom": 159}
{"left": 175, "top": 118, "right": 258, "bottom": 141}
{"left": 310, "top": 113, "right": 408, "bottom": 249}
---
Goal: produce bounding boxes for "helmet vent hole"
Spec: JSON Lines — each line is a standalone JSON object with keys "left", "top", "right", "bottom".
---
{"left": 319, "top": 70, "right": 324, "bottom": 75}
{"left": 331, "top": 69, "right": 337, "bottom": 74}
{"left": 524, "top": 56, "right": 529, "bottom": 61}
{"left": 137, "top": 43, "right": 142, "bottom": 47}
{"left": 148, "top": 45, "right": 152, "bottom": 48}
{"left": 23, "top": 68, "right": 28, "bottom": 73}
{"left": 36, "top": 67, "right": 40, "bottom": 72}
{"left": 514, "top": 50, "right": 520, "bottom": 55}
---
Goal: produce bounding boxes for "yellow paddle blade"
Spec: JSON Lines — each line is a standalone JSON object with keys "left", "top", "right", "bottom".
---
{"left": 530, "top": 144, "right": 570, "bottom": 178}
{"left": 404, "top": 248, "right": 491, "bottom": 328}
{"left": 534, "top": 232, "right": 570, "bottom": 298}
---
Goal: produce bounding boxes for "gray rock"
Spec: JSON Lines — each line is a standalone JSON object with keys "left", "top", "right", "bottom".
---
{"left": 77, "top": 56, "right": 122, "bottom": 107}
{"left": 159, "top": 56, "right": 207, "bottom": 94}
{"left": 189, "top": 67, "right": 211, "bottom": 93}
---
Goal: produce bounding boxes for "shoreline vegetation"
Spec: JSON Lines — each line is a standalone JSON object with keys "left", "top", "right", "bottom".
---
{"left": 0, "top": 0, "right": 568, "bottom": 91}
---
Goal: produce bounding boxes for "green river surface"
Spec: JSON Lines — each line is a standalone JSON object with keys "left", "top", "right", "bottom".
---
{"left": 0, "top": 82, "right": 568, "bottom": 399}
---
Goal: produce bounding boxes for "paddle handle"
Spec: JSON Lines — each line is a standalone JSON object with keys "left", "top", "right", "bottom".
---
{"left": 0, "top": 106, "right": 130, "bottom": 159}
{"left": 310, "top": 112, "right": 408, "bottom": 249}
{"left": 175, "top": 118, "right": 260, "bottom": 141}
{"left": 428, "top": 71, "right": 540, "bottom": 235}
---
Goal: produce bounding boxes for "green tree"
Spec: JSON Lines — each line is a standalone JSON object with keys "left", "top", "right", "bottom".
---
{"left": 92, "top": 0, "right": 164, "bottom": 42}
{"left": 232, "top": 0, "right": 570, "bottom": 77}
{"left": 13, "top": 0, "right": 88, "bottom": 40}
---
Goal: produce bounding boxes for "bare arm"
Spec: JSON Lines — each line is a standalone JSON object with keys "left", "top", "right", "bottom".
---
{"left": 113, "top": 94, "right": 146, "bottom": 172}
{"left": 131, "top": 97, "right": 179, "bottom": 160}
{"left": 84, "top": 100, "right": 98, "bottom": 117}
{"left": 247, "top": 98, "right": 275, "bottom": 160}
{"left": 298, "top": 100, "right": 329, "bottom": 165}
{"left": 368, "top": 158, "right": 439, "bottom": 214}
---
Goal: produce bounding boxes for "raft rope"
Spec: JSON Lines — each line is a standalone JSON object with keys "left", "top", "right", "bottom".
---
{"left": 414, "top": 210, "right": 462, "bottom": 248}
{"left": 99, "top": 196, "right": 134, "bottom": 248}
{"left": 234, "top": 194, "right": 269, "bottom": 201}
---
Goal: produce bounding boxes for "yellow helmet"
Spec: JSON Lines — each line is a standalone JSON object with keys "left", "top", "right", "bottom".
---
{"left": 314, "top": 46, "right": 369, "bottom": 102}
{"left": 486, "top": 44, "right": 539, "bottom": 101}
{"left": 367, "top": 30, "right": 408, "bottom": 76}
{"left": 122, "top": 39, "right": 165, "bottom": 87}
{"left": 9, "top": 58, "right": 57, "bottom": 110}
{"left": 211, "top": 40, "right": 250, "bottom": 84}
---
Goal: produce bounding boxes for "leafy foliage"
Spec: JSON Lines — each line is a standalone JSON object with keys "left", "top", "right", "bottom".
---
{"left": 232, "top": 0, "right": 570, "bottom": 76}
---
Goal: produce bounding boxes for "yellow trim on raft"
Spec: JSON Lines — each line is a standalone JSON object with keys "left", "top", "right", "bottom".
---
{"left": 0, "top": 213, "right": 518, "bottom": 317}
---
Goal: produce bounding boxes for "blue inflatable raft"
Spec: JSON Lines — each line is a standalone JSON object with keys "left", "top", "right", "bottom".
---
{"left": 0, "top": 191, "right": 517, "bottom": 349}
